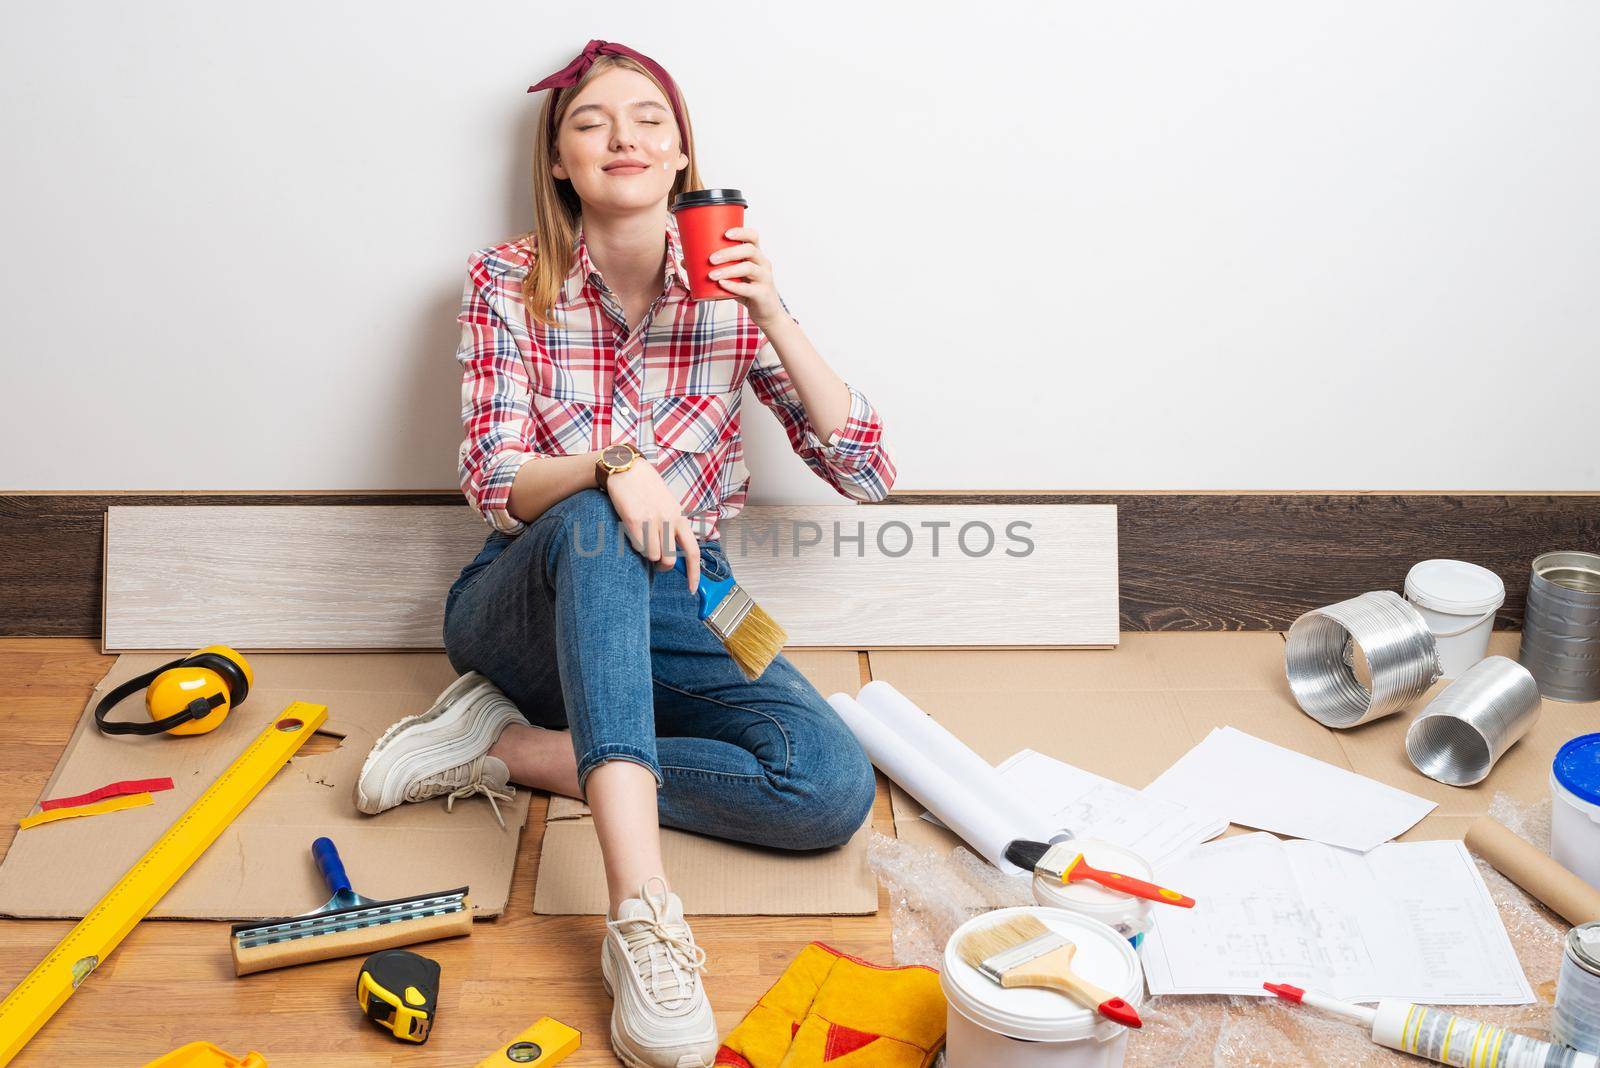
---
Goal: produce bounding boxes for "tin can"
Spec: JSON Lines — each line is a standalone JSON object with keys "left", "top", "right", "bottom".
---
{"left": 1519, "top": 551, "right": 1600, "bottom": 702}
{"left": 1554, "top": 921, "right": 1600, "bottom": 1056}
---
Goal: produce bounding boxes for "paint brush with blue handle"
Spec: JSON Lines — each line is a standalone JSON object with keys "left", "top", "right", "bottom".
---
{"left": 674, "top": 555, "right": 787, "bottom": 680}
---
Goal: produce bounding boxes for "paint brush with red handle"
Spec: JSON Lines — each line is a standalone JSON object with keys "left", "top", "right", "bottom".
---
{"left": 1005, "top": 839, "right": 1196, "bottom": 908}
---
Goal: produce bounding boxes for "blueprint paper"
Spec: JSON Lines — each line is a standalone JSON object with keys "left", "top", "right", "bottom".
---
{"left": 921, "top": 748, "right": 1228, "bottom": 869}
{"left": 1140, "top": 833, "right": 1534, "bottom": 1004}
{"left": 1144, "top": 726, "right": 1435, "bottom": 851}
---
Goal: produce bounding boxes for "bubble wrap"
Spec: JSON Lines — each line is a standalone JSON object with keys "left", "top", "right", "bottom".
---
{"left": 872, "top": 795, "right": 1574, "bottom": 1067}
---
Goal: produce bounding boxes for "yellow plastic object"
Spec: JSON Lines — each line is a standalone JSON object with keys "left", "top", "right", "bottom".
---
{"left": 475, "top": 1017, "right": 582, "bottom": 1066}
{"left": 356, "top": 970, "right": 429, "bottom": 1043}
{"left": 18, "top": 792, "right": 154, "bottom": 830}
{"left": 142, "top": 1041, "right": 268, "bottom": 1067}
{"left": 149, "top": 645, "right": 252, "bottom": 736}
{"left": 0, "top": 703, "right": 328, "bottom": 1066}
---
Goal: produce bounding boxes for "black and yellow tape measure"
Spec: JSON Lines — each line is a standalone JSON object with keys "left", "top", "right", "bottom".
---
{"left": 355, "top": 950, "right": 440, "bottom": 1044}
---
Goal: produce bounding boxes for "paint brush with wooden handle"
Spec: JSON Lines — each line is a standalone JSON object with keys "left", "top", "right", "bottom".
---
{"left": 955, "top": 914, "right": 1143, "bottom": 1028}
{"left": 1006, "top": 839, "right": 1196, "bottom": 908}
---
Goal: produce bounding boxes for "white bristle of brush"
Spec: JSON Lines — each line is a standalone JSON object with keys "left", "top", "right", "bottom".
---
{"left": 723, "top": 601, "right": 787, "bottom": 680}
{"left": 956, "top": 914, "right": 1065, "bottom": 981}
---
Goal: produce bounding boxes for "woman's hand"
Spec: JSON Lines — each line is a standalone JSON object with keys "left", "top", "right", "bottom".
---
{"left": 708, "top": 226, "right": 786, "bottom": 329}
{"left": 603, "top": 460, "right": 700, "bottom": 592}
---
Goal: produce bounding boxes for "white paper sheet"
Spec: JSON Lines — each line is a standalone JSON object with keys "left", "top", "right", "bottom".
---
{"left": 923, "top": 749, "right": 1228, "bottom": 869}
{"left": 828, "top": 687, "right": 1057, "bottom": 873}
{"left": 1144, "top": 727, "right": 1435, "bottom": 852}
{"left": 1140, "top": 834, "right": 1534, "bottom": 1004}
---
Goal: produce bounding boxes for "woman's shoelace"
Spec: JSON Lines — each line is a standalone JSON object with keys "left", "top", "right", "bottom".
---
{"left": 610, "top": 879, "right": 708, "bottom": 1003}
{"left": 405, "top": 754, "right": 517, "bottom": 829}
{"left": 444, "top": 778, "right": 516, "bottom": 829}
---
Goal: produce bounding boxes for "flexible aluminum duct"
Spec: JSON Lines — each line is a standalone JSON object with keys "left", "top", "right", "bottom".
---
{"left": 1405, "top": 655, "right": 1542, "bottom": 786}
{"left": 1285, "top": 590, "right": 1442, "bottom": 728}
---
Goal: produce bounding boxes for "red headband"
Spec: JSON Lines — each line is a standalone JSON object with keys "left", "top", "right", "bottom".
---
{"left": 527, "top": 39, "right": 688, "bottom": 152}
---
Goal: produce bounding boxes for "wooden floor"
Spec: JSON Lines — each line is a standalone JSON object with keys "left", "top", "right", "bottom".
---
{"left": 0, "top": 639, "right": 897, "bottom": 1067}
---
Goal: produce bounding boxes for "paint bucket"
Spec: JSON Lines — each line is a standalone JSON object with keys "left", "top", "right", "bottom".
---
{"left": 1285, "top": 590, "right": 1442, "bottom": 728}
{"left": 1030, "top": 840, "right": 1154, "bottom": 949}
{"left": 1554, "top": 921, "right": 1600, "bottom": 1056}
{"left": 941, "top": 906, "right": 1144, "bottom": 1068}
{"left": 1404, "top": 560, "right": 1505, "bottom": 679}
{"left": 1519, "top": 551, "right": 1600, "bottom": 702}
{"left": 1550, "top": 733, "right": 1600, "bottom": 893}
{"left": 1404, "top": 656, "right": 1541, "bottom": 786}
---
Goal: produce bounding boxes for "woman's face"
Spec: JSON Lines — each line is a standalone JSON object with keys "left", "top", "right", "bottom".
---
{"left": 552, "top": 67, "right": 686, "bottom": 213}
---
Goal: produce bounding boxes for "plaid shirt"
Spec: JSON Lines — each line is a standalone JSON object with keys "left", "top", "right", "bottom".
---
{"left": 454, "top": 212, "right": 896, "bottom": 541}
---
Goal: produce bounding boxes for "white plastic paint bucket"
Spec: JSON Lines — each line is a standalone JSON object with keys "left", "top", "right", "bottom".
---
{"left": 1551, "top": 734, "right": 1600, "bottom": 892}
{"left": 1404, "top": 560, "right": 1505, "bottom": 679}
{"left": 941, "top": 906, "right": 1145, "bottom": 1068}
{"left": 1031, "top": 840, "right": 1154, "bottom": 949}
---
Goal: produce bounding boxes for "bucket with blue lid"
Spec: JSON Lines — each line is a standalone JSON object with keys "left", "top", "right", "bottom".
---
{"left": 1551, "top": 733, "right": 1600, "bottom": 892}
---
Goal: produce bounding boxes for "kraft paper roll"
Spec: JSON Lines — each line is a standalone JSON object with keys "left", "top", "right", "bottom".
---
{"left": 1464, "top": 815, "right": 1600, "bottom": 926}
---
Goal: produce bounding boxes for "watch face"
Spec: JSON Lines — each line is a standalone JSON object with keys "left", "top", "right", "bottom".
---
{"left": 603, "top": 444, "right": 633, "bottom": 467}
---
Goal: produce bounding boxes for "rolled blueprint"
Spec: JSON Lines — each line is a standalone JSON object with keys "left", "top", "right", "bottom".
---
{"left": 1465, "top": 815, "right": 1600, "bottom": 926}
{"left": 829, "top": 681, "right": 1057, "bottom": 873}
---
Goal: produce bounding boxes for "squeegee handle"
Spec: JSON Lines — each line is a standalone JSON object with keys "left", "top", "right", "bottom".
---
{"left": 312, "top": 836, "right": 354, "bottom": 896}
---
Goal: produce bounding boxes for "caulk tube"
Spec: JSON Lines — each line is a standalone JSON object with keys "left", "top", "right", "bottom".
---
{"left": 1266, "top": 983, "right": 1599, "bottom": 1068}
{"left": 1371, "top": 1000, "right": 1598, "bottom": 1068}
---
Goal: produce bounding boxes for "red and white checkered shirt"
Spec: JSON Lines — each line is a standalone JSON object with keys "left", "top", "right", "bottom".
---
{"left": 454, "top": 212, "right": 897, "bottom": 541}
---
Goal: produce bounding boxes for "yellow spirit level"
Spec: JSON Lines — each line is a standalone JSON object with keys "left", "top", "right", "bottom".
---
{"left": 0, "top": 704, "right": 327, "bottom": 1066}
{"left": 474, "top": 1017, "right": 581, "bottom": 1066}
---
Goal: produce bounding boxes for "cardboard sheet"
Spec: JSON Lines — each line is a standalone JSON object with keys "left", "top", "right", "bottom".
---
{"left": 872, "top": 632, "right": 1600, "bottom": 863}
{"left": 532, "top": 649, "right": 878, "bottom": 915}
{"left": 0, "top": 653, "right": 529, "bottom": 920}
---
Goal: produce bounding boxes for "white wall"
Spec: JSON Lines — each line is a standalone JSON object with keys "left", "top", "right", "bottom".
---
{"left": 3, "top": 1, "right": 1597, "bottom": 497}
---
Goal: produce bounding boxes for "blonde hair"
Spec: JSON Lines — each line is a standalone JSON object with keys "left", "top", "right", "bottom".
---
{"left": 520, "top": 54, "right": 704, "bottom": 326}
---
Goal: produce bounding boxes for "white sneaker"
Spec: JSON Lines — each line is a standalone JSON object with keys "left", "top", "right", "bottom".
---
{"left": 602, "top": 877, "right": 719, "bottom": 1068}
{"left": 354, "top": 671, "right": 522, "bottom": 827}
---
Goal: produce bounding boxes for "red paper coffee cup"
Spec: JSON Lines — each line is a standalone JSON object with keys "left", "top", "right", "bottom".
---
{"left": 672, "top": 188, "right": 748, "bottom": 301}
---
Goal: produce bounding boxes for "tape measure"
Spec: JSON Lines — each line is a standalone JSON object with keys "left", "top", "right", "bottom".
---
{"left": 356, "top": 950, "right": 441, "bottom": 1044}
{"left": 475, "top": 1018, "right": 581, "bottom": 1066}
{"left": 0, "top": 703, "right": 329, "bottom": 1066}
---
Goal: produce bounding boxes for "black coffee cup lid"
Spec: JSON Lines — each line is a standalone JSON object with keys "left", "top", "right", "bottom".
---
{"left": 672, "top": 188, "right": 747, "bottom": 210}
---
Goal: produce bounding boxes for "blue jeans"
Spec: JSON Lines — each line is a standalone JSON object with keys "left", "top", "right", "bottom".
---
{"left": 442, "top": 488, "right": 876, "bottom": 851}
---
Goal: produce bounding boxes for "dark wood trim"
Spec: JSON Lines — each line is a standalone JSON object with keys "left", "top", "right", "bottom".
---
{"left": 883, "top": 492, "right": 1600, "bottom": 631}
{"left": 3, "top": 492, "right": 1597, "bottom": 635}
{"left": 1, "top": 492, "right": 462, "bottom": 639}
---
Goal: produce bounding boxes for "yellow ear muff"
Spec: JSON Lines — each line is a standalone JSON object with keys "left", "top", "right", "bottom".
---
{"left": 95, "top": 645, "right": 253, "bottom": 738}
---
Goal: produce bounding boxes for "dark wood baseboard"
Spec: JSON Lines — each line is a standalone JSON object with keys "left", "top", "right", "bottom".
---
{"left": 1, "top": 493, "right": 459, "bottom": 639}
{"left": 885, "top": 492, "right": 1600, "bottom": 630}
{"left": 3, "top": 491, "right": 1596, "bottom": 635}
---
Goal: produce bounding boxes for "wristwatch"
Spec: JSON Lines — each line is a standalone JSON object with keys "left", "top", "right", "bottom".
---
{"left": 595, "top": 441, "right": 641, "bottom": 492}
